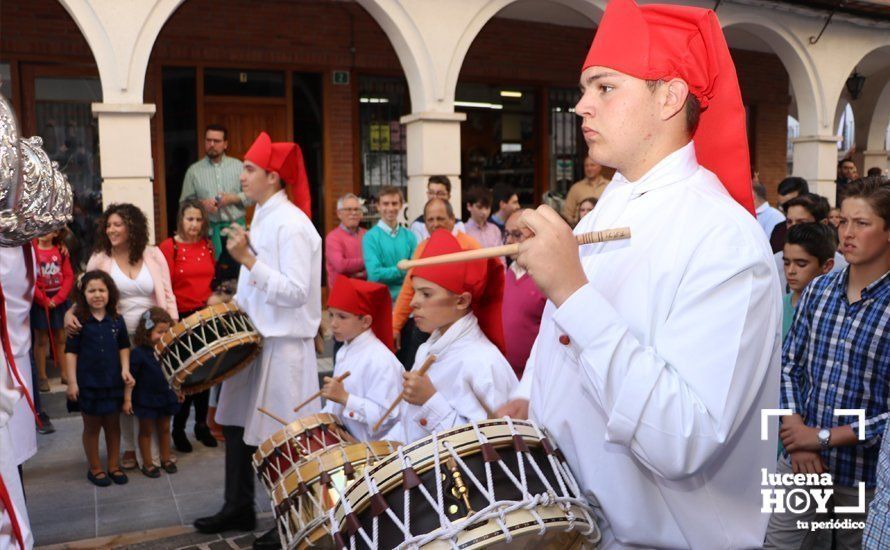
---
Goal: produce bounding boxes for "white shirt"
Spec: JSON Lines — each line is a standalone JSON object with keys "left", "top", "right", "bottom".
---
{"left": 111, "top": 261, "right": 156, "bottom": 335}
{"left": 235, "top": 190, "right": 322, "bottom": 339}
{"left": 516, "top": 142, "right": 782, "bottom": 549}
{"left": 220, "top": 190, "right": 323, "bottom": 444}
{"left": 385, "top": 313, "right": 517, "bottom": 444}
{"left": 755, "top": 200, "right": 785, "bottom": 238}
{"left": 322, "top": 329, "right": 403, "bottom": 441}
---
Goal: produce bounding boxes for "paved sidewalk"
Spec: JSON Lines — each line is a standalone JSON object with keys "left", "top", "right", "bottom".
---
{"left": 26, "top": 351, "right": 333, "bottom": 548}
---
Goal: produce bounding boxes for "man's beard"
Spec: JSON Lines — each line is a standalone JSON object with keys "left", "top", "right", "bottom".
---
{"left": 206, "top": 149, "right": 221, "bottom": 158}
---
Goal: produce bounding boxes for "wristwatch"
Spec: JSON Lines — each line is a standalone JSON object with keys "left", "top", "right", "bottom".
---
{"left": 817, "top": 428, "right": 831, "bottom": 451}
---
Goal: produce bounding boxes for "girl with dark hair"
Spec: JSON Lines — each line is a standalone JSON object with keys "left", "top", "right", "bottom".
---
{"left": 31, "top": 228, "right": 75, "bottom": 391}
{"left": 65, "top": 202, "right": 178, "bottom": 470}
{"left": 65, "top": 271, "right": 134, "bottom": 487}
{"left": 159, "top": 199, "right": 217, "bottom": 452}
{"left": 126, "top": 307, "right": 181, "bottom": 478}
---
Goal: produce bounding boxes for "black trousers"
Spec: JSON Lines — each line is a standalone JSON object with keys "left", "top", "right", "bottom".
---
{"left": 222, "top": 425, "right": 256, "bottom": 514}
{"left": 173, "top": 389, "right": 210, "bottom": 432}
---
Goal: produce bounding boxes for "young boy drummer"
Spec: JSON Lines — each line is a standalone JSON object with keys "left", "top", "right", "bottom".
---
{"left": 321, "top": 277, "right": 403, "bottom": 440}
{"left": 384, "top": 229, "right": 518, "bottom": 444}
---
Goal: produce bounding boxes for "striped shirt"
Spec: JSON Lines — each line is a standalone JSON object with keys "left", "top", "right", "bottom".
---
{"left": 781, "top": 267, "right": 890, "bottom": 488}
{"left": 179, "top": 154, "right": 251, "bottom": 223}
{"left": 864, "top": 428, "right": 890, "bottom": 549}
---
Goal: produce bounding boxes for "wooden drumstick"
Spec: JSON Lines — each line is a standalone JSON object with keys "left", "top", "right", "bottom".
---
{"left": 372, "top": 355, "right": 436, "bottom": 433}
{"left": 257, "top": 407, "right": 288, "bottom": 425}
{"left": 396, "top": 227, "right": 631, "bottom": 270}
{"left": 293, "top": 371, "right": 352, "bottom": 413}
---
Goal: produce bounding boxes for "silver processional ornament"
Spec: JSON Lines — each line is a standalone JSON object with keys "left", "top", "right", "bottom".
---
{"left": 0, "top": 88, "right": 74, "bottom": 247}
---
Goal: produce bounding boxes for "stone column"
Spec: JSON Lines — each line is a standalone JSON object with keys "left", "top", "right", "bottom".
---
{"left": 860, "top": 150, "right": 888, "bottom": 176}
{"left": 92, "top": 102, "right": 157, "bottom": 240}
{"left": 792, "top": 135, "right": 841, "bottom": 205}
{"left": 400, "top": 111, "right": 466, "bottom": 221}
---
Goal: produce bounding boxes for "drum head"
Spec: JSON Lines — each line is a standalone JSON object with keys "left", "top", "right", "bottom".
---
{"left": 179, "top": 334, "right": 260, "bottom": 392}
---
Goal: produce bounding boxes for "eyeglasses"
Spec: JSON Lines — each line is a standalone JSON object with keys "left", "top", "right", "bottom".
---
{"left": 504, "top": 230, "right": 525, "bottom": 241}
{"left": 338, "top": 207, "right": 362, "bottom": 214}
{"left": 427, "top": 191, "right": 449, "bottom": 199}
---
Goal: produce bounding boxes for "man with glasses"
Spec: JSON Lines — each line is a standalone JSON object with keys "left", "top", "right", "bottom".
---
{"left": 501, "top": 209, "right": 545, "bottom": 378}
{"left": 179, "top": 124, "right": 252, "bottom": 279}
{"left": 409, "top": 175, "right": 464, "bottom": 242}
{"left": 325, "top": 193, "right": 367, "bottom": 289}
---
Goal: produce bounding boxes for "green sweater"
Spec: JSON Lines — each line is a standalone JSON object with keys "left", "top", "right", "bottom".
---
{"left": 362, "top": 221, "right": 417, "bottom": 301}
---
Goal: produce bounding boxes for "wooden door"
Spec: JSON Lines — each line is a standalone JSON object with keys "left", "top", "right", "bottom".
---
{"left": 203, "top": 99, "right": 288, "bottom": 223}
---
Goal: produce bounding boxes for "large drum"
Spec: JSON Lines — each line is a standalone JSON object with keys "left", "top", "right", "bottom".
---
{"left": 253, "top": 413, "right": 355, "bottom": 493}
{"left": 156, "top": 302, "right": 262, "bottom": 395}
{"left": 329, "top": 419, "right": 600, "bottom": 549}
{"left": 271, "top": 440, "right": 401, "bottom": 550}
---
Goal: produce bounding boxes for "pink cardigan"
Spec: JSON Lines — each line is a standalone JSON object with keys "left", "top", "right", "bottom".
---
{"left": 87, "top": 247, "right": 179, "bottom": 321}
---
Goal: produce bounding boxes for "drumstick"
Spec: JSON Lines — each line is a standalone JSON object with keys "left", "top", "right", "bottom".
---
{"left": 257, "top": 407, "right": 288, "bottom": 425}
{"left": 396, "top": 227, "right": 631, "bottom": 270}
{"left": 372, "top": 354, "right": 436, "bottom": 433}
{"left": 292, "top": 371, "right": 352, "bottom": 412}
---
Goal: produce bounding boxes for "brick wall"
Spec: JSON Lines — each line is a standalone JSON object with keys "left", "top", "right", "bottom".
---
{"left": 1, "top": 0, "right": 791, "bottom": 226}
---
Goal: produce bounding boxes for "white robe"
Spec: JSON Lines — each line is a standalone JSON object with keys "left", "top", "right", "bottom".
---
{"left": 322, "top": 329, "right": 403, "bottom": 441}
{"left": 516, "top": 143, "right": 782, "bottom": 549}
{"left": 385, "top": 313, "right": 517, "bottom": 444}
{"left": 0, "top": 247, "right": 34, "bottom": 549}
{"left": 217, "top": 190, "right": 323, "bottom": 446}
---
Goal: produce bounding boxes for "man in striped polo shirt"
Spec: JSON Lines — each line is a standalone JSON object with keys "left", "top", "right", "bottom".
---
{"left": 179, "top": 124, "right": 252, "bottom": 265}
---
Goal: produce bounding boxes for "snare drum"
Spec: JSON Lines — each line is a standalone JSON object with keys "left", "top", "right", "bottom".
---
{"left": 272, "top": 440, "right": 401, "bottom": 550}
{"left": 156, "top": 302, "right": 262, "bottom": 395}
{"left": 330, "top": 418, "right": 600, "bottom": 549}
{"left": 253, "top": 413, "right": 355, "bottom": 492}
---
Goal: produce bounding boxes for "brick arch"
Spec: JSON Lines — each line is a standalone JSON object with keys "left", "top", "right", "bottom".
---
{"left": 719, "top": 16, "right": 823, "bottom": 136}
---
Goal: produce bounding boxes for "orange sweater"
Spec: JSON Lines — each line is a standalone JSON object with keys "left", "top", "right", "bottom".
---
{"left": 392, "top": 231, "right": 480, "bottom": 333}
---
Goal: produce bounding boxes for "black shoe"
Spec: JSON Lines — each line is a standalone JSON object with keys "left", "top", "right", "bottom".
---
{"left": 194, "top": 508, "right": 255, "bottom": 534}
{"left": 87, "top": 470, "right": 112, "bottom": 487}
{"left": 37, "top": 412, "right": 55, "bottom": 435}
{"left": 195, "top": 424, "right": 218, "bottom": 448}
{"left": 108, "top": 469, "right": 129, "bottom": 485}
{"left": 253, "top": 527, "right": 281, "bottom": 550}
{"left": 172, "top": 429, "right": 193, "bottom": 453}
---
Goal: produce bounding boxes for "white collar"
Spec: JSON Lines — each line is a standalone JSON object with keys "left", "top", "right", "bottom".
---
{"left": 255, "top": 189, "right": 287, "bottom": 216}
{"left": 508, "top": 261, "right": 527, "bottom": 279}
{"left": 376, "top": 219, "right": 400, "bottom": 237}
{"left": 613, "top": 141, "right": 699, "bottom": 201}
{"left": 755, "top": 201, "right": 770, "bottom": 214}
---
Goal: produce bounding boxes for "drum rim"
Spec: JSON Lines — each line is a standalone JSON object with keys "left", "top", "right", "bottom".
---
{"left": 253, "top": 413, "right": 348, "bottom": 462}
{"left": 272, "top": 440, "right": 401, "bottom": 505}
{"left": 156, "top": 302, "right": 241, "bottom": 349}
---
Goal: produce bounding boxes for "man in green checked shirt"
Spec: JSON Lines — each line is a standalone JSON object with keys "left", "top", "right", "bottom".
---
{"left": 179, "top": 124, "right": 253, "bottom": 268}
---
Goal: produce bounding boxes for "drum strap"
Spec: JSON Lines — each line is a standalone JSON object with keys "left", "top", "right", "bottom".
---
{"left": 0, "top": 471, "right": 25, "bottom": 550}
{"left": 0, "top": 267, "right": 40, "bottom": 428}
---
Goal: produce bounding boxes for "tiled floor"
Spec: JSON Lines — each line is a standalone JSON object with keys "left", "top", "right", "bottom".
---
{"left": 26, "top": 349, "right": 334, "bottom": 548}
{"left": 24, "top": 415, "right": 274, "bottom": 547}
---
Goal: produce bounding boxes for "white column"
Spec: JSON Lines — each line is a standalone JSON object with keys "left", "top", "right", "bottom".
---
{"left": 400, "top": 111, "right": 467, "bottom": 221}
{"left": 92, "top": 102, "right": 157, "bottom": 240}
{"left": 791, "top": 135, "right": 841, "bottom": 205}
{"left": 861, "top": 150, "right": 888, "bottom": 176}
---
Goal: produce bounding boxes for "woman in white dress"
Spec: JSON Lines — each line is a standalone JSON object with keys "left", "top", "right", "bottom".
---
{"left": 66, "top": 203, "right": 177, "bottom": 471}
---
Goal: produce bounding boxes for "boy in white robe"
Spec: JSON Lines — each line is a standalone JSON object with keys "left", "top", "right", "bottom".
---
{"left": 385, "top": 230, "right": 517, "bottom": 444}
{"left": 195, "top": 132, "right": 322, "bottom": 550}
{"left": 496, "top": 1, "right": 781, "bottom": 547}
{"left": 321, "top": 277, "right": 402, "bottom": 441}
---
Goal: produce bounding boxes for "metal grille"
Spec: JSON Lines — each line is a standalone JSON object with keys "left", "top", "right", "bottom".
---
{"left": 549, "top": 88, "right": 583, "bottom": 197}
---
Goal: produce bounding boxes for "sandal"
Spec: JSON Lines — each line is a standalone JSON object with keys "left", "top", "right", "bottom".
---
{"left": 140, "top": 465, "right": 161, "bottom": 478}
{"left": 87, "top": 470, "right": 111, "bottom": 487}
{"left": 108, "top": 469, "right": 128, "bottom": 485}
{"left": 161, "top": 460, "right": 178, "bottom": 474}
{"left": 120, "top": 452, "right": 138, "bottom": 470}
{"left": 38, "top": 378, "right": 50, "bottom": 392}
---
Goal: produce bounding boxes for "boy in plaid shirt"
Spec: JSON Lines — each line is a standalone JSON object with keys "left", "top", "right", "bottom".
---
{"left": 766, "top": 176, "right": 890, "bottom": 548}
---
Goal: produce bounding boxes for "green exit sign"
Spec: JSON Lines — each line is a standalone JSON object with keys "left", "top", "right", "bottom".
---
{"left": 332, "top": 71, "right": 350, "bottom": 85}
